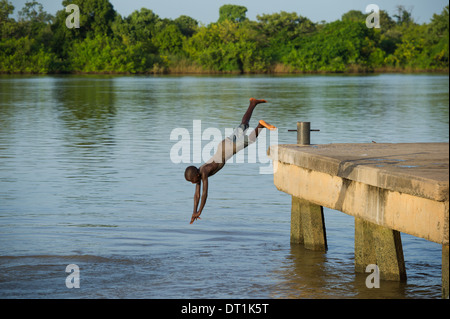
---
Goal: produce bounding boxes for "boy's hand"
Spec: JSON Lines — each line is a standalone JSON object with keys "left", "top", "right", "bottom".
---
{"left": 190, "top": 212, "right": 202, "bottom": 224}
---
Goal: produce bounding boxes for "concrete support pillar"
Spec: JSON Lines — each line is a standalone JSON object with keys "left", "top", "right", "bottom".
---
{"left": 355, "top": 218, "right": 377, "bottom": 273}
{"left": 443, "top": 245, "right": 449, "bottom": 299}
{"left": 355, "top": 217, "right": 406, "bottom": 281}
{"left": 290, "top": 196, "right": 304, "bottom": 245}
{"left": 291, "top": 196, "right": 327, "bottom": 251}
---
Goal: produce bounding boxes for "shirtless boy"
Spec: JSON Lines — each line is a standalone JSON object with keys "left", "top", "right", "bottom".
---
{"left": 184, "top": 98, "right": 276, "bottom": 224}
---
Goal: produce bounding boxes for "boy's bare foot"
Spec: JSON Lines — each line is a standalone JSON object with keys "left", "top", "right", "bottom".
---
{"left": 259, "top": 119, "right": 277, "bottom": 131}
{"left": 250, "top": 98, "right": 267, "bottom": 105}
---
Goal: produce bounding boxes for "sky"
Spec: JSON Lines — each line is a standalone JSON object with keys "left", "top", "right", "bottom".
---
{"left": 9, "top": 0, "right": 449, "bottom": 24}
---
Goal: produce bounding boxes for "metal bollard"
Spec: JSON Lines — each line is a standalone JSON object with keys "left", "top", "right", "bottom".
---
{"left": 288, "top": 122, "right": 319, "bottom": 145}
{"left": 297, "top": 122, "right": 311, "bottom": 145}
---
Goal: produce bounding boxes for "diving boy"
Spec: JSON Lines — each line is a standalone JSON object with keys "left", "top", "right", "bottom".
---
{"left": 184, "top": 98, "right": 276, "bottom": 224}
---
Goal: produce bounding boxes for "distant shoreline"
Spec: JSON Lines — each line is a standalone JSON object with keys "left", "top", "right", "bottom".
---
{"left": 1, "top": 68, "right": 448, "bottom": 76}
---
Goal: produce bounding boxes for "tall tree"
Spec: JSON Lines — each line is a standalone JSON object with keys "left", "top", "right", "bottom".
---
{"left": 341, "top": 10, "right": 366, "bottom": 23}
{"left": 60, "top": 0, "right": 116, "bottom": 37}
{"left": 125, "top": 8, "right": 159, "bottom": 44}
{"left": 17, "top": 0, "right": 53, "bottom": 41}
{"left": 427, "top": 5, "right": 449, "bottom": 67}
{"left": 174, "top": 15, "right": 198, "bottom": 37}
{"left": 218, "top": 4, "right": 247, "bottom": 23}
{"left": 0, "top": 0, "right": 15, "bottom": 39}
{"left": 393, "top": 5, "right": 414, "bottom": 25}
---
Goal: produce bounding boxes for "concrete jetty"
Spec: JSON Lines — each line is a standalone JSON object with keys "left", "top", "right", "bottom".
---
{"left": 267, "top": 142, "right": 449, "bottom": 298}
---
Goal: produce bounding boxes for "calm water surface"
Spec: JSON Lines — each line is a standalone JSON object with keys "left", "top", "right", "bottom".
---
{"left": 0, "top": 74, "right": 448, "bottom": 298}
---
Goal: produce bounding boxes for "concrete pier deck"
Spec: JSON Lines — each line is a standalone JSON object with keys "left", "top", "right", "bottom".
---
{"left": 268, "top": 142, "right": 449, "bottom": 297}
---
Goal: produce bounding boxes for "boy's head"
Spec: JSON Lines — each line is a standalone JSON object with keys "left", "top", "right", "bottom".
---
{"left": 185, "top": 166, "right": 200, "bottom": 183}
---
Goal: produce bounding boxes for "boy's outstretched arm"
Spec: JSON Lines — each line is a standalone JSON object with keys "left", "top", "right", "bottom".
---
{"left": 198, "top": 176, "right": 208, "bottom": 215}
{"left": 192, "top": 182, "right": 200, "bottom": 216}
{"left": 190, "top": 176, "right": 208, "bottom": 224}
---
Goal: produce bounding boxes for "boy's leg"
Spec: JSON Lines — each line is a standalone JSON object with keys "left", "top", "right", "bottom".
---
{"left": 240, "top": 98, "right": 267, "bottom": 127}
{"left": 248, "top": 120, "right": 277, "bottom": 143}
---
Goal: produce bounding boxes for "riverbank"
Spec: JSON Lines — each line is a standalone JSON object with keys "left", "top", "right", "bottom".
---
{"left": 1, "top": 66, "right": 448, "bottom": 75}
{"left": 2, "top": 2, "right": 448, "bottom": 78}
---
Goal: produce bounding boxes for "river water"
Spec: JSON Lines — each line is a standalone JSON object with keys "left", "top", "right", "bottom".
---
{"left": 0, "top": 74, "right": 448, "bottom": 299}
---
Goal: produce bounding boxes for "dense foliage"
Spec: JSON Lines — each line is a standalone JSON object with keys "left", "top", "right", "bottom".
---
{"left": 0, "top": 0, "right": 448, "bottom": 74}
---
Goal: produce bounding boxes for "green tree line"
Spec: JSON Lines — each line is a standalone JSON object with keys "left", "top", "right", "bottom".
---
{"left": 0, "top": 0, "right": 448, "bottom": 74}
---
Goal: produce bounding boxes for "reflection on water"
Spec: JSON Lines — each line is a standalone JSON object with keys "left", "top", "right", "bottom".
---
{"left": 0, "top": 74, "right": 448, "bottom": 298}
{"left": 273, "top": 243, "right": 413, "bottom": 299}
